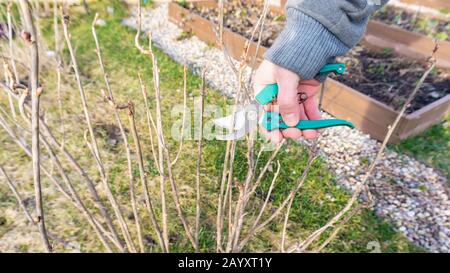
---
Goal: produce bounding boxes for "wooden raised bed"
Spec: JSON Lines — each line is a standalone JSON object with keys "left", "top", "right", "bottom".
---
{"left": 400, "top": 0, "right": 450, "bottom": 11}
{"left": 265, "top": 0, "right": 450, "bottom": 68}
{"left": 363, "top": 20, "right": 450, "bottom": 69}
{"left": 168, "top": 2, "right": 450, "bottom": 143}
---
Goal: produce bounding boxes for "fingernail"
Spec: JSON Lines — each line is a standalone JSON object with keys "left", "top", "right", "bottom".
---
{"left": 284, "top": 113, "right": 298, "bottom": 126}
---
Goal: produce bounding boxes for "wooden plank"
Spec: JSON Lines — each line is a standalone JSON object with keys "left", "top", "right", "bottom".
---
{"left": 168, "top": 2, "right": 218, "bottom": 46}
{"left": 322, "top": 79, "right": 403, "bottom": 142}
{"left": 364, "top": 21, "right": 450, "bottom": 69}
{"left": 401, "top": 0, "right": 450, "bottom": 10}
{"left": 399, "top": 95, "right": 450, "bottom": 139}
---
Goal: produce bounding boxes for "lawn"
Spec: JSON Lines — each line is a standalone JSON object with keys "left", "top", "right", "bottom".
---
{"left": 0, "top": 0, "right": 424, "bottom": 253}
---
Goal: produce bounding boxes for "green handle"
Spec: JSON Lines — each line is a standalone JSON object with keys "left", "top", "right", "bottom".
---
{"left": 255, "top": 63, "right": 347, "bottom": 105}
{"left": 319, "top": 63, "right": 346, "bottom": 75}
{"left": 262, "top": 112, "right": 354, "bottom": 131}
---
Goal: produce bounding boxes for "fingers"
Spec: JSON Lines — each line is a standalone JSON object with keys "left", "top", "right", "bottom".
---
{"left": 260, "top": 127, "right": 284, "bottom": 144}
{"left": 253, "top": 60, "right": 277, "bottom": 96}
{"left": 296, "top": 104, "right": 316, "bottom": 140}
{"left": 281, "top": 128, "right": 303, "bottom": 140}
{"left": 254, "top": 61, "right": 325, "bottom": 142}
{"left": 276, "top": 73, "right": 301, "bottom": 127}
{"left": 303, "top": 85, "right": 324, "bottom": 135}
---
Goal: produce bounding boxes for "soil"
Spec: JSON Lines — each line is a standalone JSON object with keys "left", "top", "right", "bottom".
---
{"left": 372, "top": 6, "right": 450, "bottom": 42}
{"left": 188, "top": 0, "right": 284, "bottom": 47}
{"left": 184, "top": 1, "right": 450, "bottom": 113}
{"left": 336, "top": 46, "right": 450, "bottom": 112}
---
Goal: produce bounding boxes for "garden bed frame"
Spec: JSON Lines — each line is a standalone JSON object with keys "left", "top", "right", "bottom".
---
{"left": 168, "top": 1, "right": 450, "bottom": 143}
{"left": 400, "top": 0, "right": 450, "bottom": 11}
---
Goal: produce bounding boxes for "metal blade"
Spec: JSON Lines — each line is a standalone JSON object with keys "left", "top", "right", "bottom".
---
{"left": 214, "top": 102, "right": 261, "bottom": 131}
{"left": 213, "top": 109, "right": 247, "bottom": 131}
{"left": 215, "top": 126, "right": 248, "bottom": 141}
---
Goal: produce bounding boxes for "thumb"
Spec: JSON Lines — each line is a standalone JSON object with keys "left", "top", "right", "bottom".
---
{"left": 277, "top": 75, "right": 301, "bottom": 127}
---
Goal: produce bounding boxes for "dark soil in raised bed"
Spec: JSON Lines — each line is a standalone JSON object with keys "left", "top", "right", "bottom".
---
{"left": 187, "top": 0, "right": 283, "bottom": 47}
{"left": 372, "top": 6, "right": 450, "bottom": 42}
{"left": 336, "top": 46, "right": 449, "bottom": 112}
{"left": 184, "top": 1, "right": 450, "bottom": 113}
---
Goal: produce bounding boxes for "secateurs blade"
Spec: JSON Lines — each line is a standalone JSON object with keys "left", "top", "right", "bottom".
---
{"left": 214, "top": 63, "right": 354, "bottom": 140}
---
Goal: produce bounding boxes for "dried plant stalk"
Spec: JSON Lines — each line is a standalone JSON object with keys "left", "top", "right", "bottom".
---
{"left": 216, "top": 140, "right": 230, "bottom": 252}
{"left": 135, "top": 1, "right": 196, "bottom": 250}
{"left": 171, "top": 65, "right": 188, "bottom": 166}
{"left": 53, "top": 1, "right": 65, "bottom": 146}
{"left": 0, "top": 165, "right": 34, "bottom": 224}
{"left": 9, "top": 91, "right": 118, "bottom": 252}
{"left": 290, "top": 46, "right": 439, "bottom": 253}
{"left": 0, "top": 109, "right": 118, "bottom": 252}
{"left": 195, "top": 68, "right": 206, "bottom": 251}
{"left": 137, "top": 74, "right": 169, "bottom": 251}
{"left": 92, "top": 13, "right": 144, "bottom": 253}
{"left": 2, "top": 62, "right": 16, "bottom": 120}
{"left": 135, "top": 1, "right": 170, "bottom": 251}
{"left": 238, "top": 150, "right": 318, "bottom": 252}
{"left": 314, "top": 204, "right": 364, "bottom": 252}
{"left": 18, "top": 0, "right": 52, "bottom": 252}
{"left": 127, "top": 102, "right": 167, "bottom": 253}
{"left": 7, "top": 2, "right": 19, "bottom": 83}
{"left": 138, "top": 74, "right": 159, "bottom": 170}
{"left": 61, "top": 9, "right": 135, "bottom": 252}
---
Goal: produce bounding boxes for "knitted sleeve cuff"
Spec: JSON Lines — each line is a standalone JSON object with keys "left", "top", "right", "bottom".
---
{"left": 265, "top": 8, "right": 350, "bottom": 81}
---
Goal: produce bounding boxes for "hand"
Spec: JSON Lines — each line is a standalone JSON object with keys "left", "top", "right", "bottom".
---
{"left": 253, "top": 60, "right": 322, "bottom": 143}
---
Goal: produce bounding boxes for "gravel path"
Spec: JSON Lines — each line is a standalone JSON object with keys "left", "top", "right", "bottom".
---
{"left": 122, "top": 4, "right": 449, "bottom": 252}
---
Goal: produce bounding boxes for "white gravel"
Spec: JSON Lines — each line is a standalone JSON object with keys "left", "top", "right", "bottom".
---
{"left": 122, "top": 4, "right": 450, "bottom": 253}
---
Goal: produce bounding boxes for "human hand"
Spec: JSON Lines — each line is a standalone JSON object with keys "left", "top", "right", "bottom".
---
{"left": 253, "top": 60, "right": 322, "bottom": 143}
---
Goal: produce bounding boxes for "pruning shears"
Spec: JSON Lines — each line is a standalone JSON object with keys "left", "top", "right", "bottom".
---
{"left": 214, "top": 63, "right": 354, "bottom": 141}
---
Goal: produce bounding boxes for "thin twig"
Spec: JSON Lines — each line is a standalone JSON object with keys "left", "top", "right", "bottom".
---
{"left": 138, "top": 73, "right": 159, "bottom": 171}
{"left": 171, "top": 65, "right": 188, "bottom": 166}
{"left": 195, "top": 68, "right": 206, "bottom": 251}
{"left": 135, "top": 1, "right": 170, "bottom": 251}
{"left": 314, "top": 204, "right": 364, "bottom": 253}
{"left": 14, "top": 95, "right": 117, "bottom": 252}
{"left": 92, "top": 13, "right": 141, "bottom": 253}
{"left": 251, "top": 161, "right": 281, "bottom": 233}
{"left": 18, "top": 0, "right": 52, "bottom": 252}
{"left": 2, "top": 61, "right": 17, "bottom": 120}
{"left": 290, "top": 45, "right": 439, "bottom": 253}
{"left": 137, "top": 73, "right": 169, "bottom": 251}
{"left": 135, "top": 1, "right": 196, "bottom": 250}
{"left": 1, "top": 67, "right": 122, "bottom": 252}
{"left": 127, "top": 102, "right": 167, "bottom": 253}
{"left": 0, "top": 165, "right": 34, "bottom": 223}
{"left": 7, "top": 2, "right": 20, "bottom": 83}
{"left": 61, "top": 9, "right": 134, "bottom": 252}
{"left": 238, "top": 149, "right": 318, "bottom": 252}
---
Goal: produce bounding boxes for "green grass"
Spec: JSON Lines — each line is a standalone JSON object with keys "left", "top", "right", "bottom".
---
{"left": 0, "top": 0, "right": 423, "bottom": 253}
{"left": 391, "top": 116, "right": 450, "bottom": 181}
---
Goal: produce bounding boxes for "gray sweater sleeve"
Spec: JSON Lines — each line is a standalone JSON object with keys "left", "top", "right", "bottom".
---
{"left": 265, "top": 0, "right": 388, "bottom": 80}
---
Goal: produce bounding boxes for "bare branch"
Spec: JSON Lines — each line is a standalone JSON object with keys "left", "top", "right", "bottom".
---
{"left": 171, "top": 65, "right": 188, "bottom": 166}
{"left": 127, "top": 102, "right": 167, "bottom": 253}
{"left": 92, "top": 13, "right": 143, "bottom": 252}
{"left": 61, "top": 9, "right": 134, "bottom": 252}
{"left": 290, "top": 45, "right": 439, "bottom": 253}
{"left": 0, "top": 165, "right": 34, "bottom": 224}
{"left": 195, "top": 67, "right": 206, "bottom": 251}
{"left": 18, "top": 0, "right": 52, "bottom": 252}
{"left": 7, "top": 2, "right": 20, "bottom": 83}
